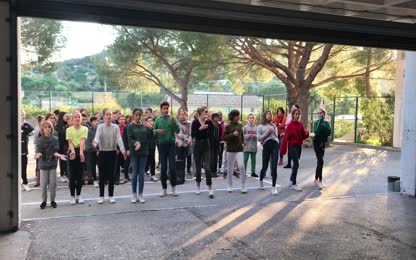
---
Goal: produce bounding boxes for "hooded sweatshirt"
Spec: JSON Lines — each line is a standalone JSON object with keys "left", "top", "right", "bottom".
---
{"left": 243, "top": 123, "right": 257, "bottom": 152}
{"left": 36, "top": 135, "right": 59, "bottom": 170}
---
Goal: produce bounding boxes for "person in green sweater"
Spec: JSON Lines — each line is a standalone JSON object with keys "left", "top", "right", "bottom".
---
{"left": 153, "top": 101, "right": 180, "bottom": 197}
{"left": 224, "top": 109, "right": 247, "bottom": 193}
{"left": 313, "top": 108, "right": 332, "bottom": 189}
{"left": 128, "top": 108, "right": 149, "bottom": 204}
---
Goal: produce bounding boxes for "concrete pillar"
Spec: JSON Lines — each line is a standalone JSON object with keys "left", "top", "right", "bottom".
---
{"left": 0, "top": 1, "right": 19, "bottom": 232}
{"left": 393, "top": 51, "right": 405, "bottom": 148}
{"left": 400, "top": 51, "right": 416, "bottom": 196}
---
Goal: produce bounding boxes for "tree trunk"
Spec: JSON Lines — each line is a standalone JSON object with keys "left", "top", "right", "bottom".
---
{"left": 297, "top": 86, "right": 310, "bottom": 129}
{"left": 365, "top": 48, "right": 373, "bottom": 98}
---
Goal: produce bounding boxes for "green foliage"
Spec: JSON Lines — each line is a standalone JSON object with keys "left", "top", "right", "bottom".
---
{"left": 359, "top": 96, "right": 394, "bottom": 146}
{"left": 21, "top": 18, "right": 66, "bottom": 72}
{"left": 334, "top": 119, "right": 354, "bottom": 138}
{"left": 21, "top": 104, "right": 48, "bottom": 120}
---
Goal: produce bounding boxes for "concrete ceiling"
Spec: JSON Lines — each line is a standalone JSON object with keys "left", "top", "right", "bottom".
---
{"left": 13, "top": 0, "right": 416, "bottom": 50}
{"left": 217, "top": 0, "right": 416, "bottom": 23}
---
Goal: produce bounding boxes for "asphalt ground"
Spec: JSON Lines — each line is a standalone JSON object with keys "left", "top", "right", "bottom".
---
{"left": 2, "top": 144, "right": 415, "bottom": 260}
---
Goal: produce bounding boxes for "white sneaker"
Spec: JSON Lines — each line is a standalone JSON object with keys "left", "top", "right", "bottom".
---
{"left": 69, "top": 196, "right": 76, "bottom": 205}
{"left": 109, "top": 197, "right": 116, "bottom": 204}
{"left": 318, "top": 181, "right": 326, "bottom": 189}
{"left": 171, "top": 187, "right": 178, "bottom": 196}
{"left": 195, "top": 186, "right": 201, "bottom": 195}
{"left": 60, "top": 176, "right": 67, "bottom": 183}
{"left": 209, "top": 189, "right": 214, "bottom": 199}
{"left": 77, "top": 195, "right": 84, "bottom": 204}
{"left": 98, "top": 197, "right": 104, "bottom": 204}
{"left": 314, "top": 180, "right": 320, "bottom": 187}
{"left": 138, "top": 194, "right": 145, "bottom": 203}
{"left": 259, "top": 180, "right": 264, "bottom": 190}
{"left": 22, "top": 184, "right": 31, "bottom": 192}
{"left": 94, "top": 181, "right": 99, "bottom": 188}
{"left": 151, "top": 176, "right": 158, "bottom": 182}
{"left": 227, "top": 185, "right": 233, "bottom": 193}
{"left": 241, "top": 184, "right": 248, "bottom": 194}
{"left": 160, "top": 189, "right": 167, "bottom": 197}
{"left": 291, "top": 185, "right": 302, "bottom": 191}
{"left": 271, "top": 187, "right": 278, "bottom": 195}
{"left": 131, "top": 194, "right": 137, "bottom": 203}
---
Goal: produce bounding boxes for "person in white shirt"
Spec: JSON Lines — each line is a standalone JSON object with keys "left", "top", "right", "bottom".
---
{"left": 93, "top": 108, "right": 127, "bottom": 204}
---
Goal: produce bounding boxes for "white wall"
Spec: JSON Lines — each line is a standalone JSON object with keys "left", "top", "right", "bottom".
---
{"left": 400, "top": 51, "right": 416, "bottom": 196}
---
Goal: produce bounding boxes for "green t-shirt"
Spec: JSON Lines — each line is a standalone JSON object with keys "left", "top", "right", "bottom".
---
{"left": 66, "top": 125, "right": 88, "bottom": 148}
{"left": 153, "top": 115, "right": 180, "bottom": 144}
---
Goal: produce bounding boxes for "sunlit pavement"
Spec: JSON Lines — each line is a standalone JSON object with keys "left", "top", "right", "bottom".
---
{"left": 2, "top": 144, "right": 416, "bottom": 259}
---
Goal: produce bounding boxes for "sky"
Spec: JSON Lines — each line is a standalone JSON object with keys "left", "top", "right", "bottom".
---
{"left": 58, "top": 21, "right": 116, "bottom": 61}
{"left": 21, "top": 20, "right": 117, "bottom": 63}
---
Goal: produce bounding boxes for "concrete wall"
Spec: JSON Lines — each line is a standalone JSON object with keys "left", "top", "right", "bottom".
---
{"left": 393, "top": 51, "right": 405, "bottom": 148}
{"left": 400, "top": 51, "right": 416, "bottom": 196}
{"left": 0, "top": 1, "right": 19, "bottom": 232}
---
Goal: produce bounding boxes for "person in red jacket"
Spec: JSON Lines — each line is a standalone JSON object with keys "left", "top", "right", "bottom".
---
{"left": 279, "top": 108, "right": 309, "bottom": 191}
{"left": 273, "top": 107, "right": 286, "bottom": 165}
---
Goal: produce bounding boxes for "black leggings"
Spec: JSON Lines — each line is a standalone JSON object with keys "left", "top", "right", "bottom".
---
{"left": 99, "top": 151, "right": 117, "bottom": 197}
{"left": 313, "top": 140, "right": 325, "bottom": 181}
{"left": 68, "top": 148, "right": 83, "bottom": 196}
{"left": 260, "top": 140, "right": 279, "bottom": 187}
{"left": 194, "top": 139, "right": 212, "bottom": 186}
{"left": 21, "top": 155, "right": 28, "bottom": 185}
{"left": 289, "top": 145, "right": 302, "bottom": 185}
{"left": 146, "top": 148, "right": 156, "bottom": 176}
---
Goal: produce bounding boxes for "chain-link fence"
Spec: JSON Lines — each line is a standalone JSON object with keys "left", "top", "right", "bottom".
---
{"left": 22, "top": 90, "right": 395, "bottom": 147}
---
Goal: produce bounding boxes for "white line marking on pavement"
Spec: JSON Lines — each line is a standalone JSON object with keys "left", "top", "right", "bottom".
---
{"left": 21, "top": 185, "right": 273, "bottom": 206}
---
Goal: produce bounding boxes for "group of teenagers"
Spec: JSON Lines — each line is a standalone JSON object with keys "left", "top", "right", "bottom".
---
{"left": 21, "top": 100, "right": 332, "bottom": 210}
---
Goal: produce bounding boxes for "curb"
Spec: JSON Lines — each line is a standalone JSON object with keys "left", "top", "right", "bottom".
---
{"left": 332, "top": 141, "right": 401, "bottom": 152}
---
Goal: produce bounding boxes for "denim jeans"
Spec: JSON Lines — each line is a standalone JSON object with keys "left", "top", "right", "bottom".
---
{"left": 130, "top": 153, "right": 148, "bottom": 194}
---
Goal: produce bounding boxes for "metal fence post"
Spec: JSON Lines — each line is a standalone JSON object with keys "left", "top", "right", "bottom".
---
{"left": 354, "top": 96, "right": 359, "bottom": 143}
{"left": 262, "top": 95, "right": 265, "bottom": 114}
{"left": 331, "top": 97, "right": 336, "bottom": 142}
{"left": 91, "top": 90, "right": 94, "bottom": 114}
{"left": 132, "top": 92, "right": 135, "bottom": 108}
{"left": 206, "top": 94, "right": 209, "bottom": 107}
{"left": 49, "top": 90, "right": 52, "bottom": 112}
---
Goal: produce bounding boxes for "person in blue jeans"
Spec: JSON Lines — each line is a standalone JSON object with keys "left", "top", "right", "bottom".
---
{"left": 128, "top": 108, "right": 149, "bottom": 203}
{"left": 153, "top": 101, "right": 180, "bottom": 197}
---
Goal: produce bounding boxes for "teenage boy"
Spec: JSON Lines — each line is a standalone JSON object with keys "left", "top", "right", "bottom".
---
{"left": 153, "top": 101, "right": 180, "bottom": 196}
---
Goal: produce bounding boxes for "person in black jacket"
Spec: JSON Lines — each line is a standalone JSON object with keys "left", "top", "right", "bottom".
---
{"left": 55, "top": 111, "right": 68, "bottom": 183}
{"left": 191, "top": 106, "right": 215, "bottom": 198}
{"left": 21, "top": 109, "right": 34, "bottom": 191}
{"left": 209, "top": 113, "right": 221, "bottom": 177}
